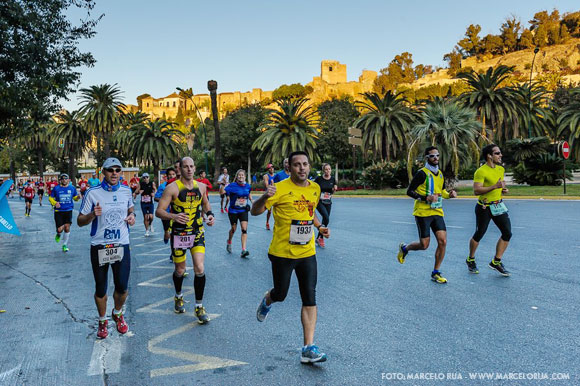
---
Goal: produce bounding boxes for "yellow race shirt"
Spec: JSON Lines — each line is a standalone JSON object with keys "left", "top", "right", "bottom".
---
{"left": 473, "top": 164, "right": 505, "bottom": 203}
{"left": 265, "top": 178, "right": 320, "bottom": 259}
{"left": 412, "top": 168, "right": 450, "bottom": 217}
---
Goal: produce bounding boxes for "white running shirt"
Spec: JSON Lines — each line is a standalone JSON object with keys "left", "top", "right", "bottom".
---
{"left": 80, "top": 183, "right": 134, "bottom": 246}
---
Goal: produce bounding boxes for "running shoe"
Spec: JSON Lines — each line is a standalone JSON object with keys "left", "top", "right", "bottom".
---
{"left": 62, "top": 245, "right": 69, "bottom": 253}
{"left": 150, "top": 225, "right": 154, "bottom": 233}
{"left": 301, "top": 344, "right": 327, "bottom": 364}
{"left": 226, "top": 240, "right": 232, "bottom": 253}
{"left": 221, "top": 208, "right": 224, "bottom": 213}
{"left": 489, "top": 260, "right": 511, "bottom": 277}
{"left": 265, "top": 222, "right": 270, "bottom": 230}
{"left": 195, "top": 306, "right": 210, "bottom": 324}
{"left": 111, "top": 310, "right": 129, "bottom": 334}
{"left": 431, "top": 272, "right": 448, "bottom": 284}
{"left": 174, "top": 296, "right": 185, "bottom": 313}
{"left": 225, "top": 208, "right": 229, "bottom": 213}
{"left": 256, "top": 292, "right": 271, "bottom": 322}
{"left": 145, "top": 230, "right": 150, "bottom": 237}
{"left": 397, "top": 243, "right": 408, "bottom": 264}
{"left": 240, "top": 250, "right": 250, "bottom": 259}
{"left": 316, "top": 237, "right": 325, "bottom": 248}
{"left": 466, "top": 258, "right": 479, "bottom": 274}
{"left": 163, "top": 236, "right": 169, "bottom": 245}
{"left": 55, "top": 234, "right": 61, "bottom": 243}
{"left": 97, "top": 320, "right": 108, "bottom": 339}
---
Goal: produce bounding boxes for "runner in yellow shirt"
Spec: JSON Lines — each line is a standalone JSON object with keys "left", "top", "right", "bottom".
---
{"left": 251, "top": 151, "right": 330, "bottom": 364}
{"left": 397, "top": 146, "right": 457, "bottom": 283}
{"left": 466, "top": 144, "right": 512, "bottom": 276}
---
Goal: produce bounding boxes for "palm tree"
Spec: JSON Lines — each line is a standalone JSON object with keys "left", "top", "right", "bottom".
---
{"left": 557, "top": 88, "right": 580, "bottom": 161}
{"left": 505, "top": 136, "right": 550, "bottom": 163}
{"left": 51, "top": 110, "right": 91, "bottom": 183}
{"left": 122, "top": 118, "right": 184, "bottom": 178}
{"left": 354, "top": 91, "right": 417, "bottom": 162}
{"left": 79, "top": 84, "right": 125, "bottom": 162}
{"left": 408, "top": 98, "right": 482, "bottom": 186}
{"left": 514, "top": 84, "right": 553, "bottom": 138}
{"left": 114, "top": 111, "right": 151, "bottom": 166}
{"left": 252, "top": 97, "right": 319, "bottom": 164}
{"left": 16, "top": 116, "right": 51, "bottom": 179}
{"left": 458, "top": 65, "right": 523, "bottom": 143}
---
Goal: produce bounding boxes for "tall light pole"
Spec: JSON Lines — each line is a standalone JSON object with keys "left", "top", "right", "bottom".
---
{"left": 176, "top": 87, "right": 209, "bottom": 175}
{"left": 528, "top": 46, "right": 540, "bottom": 138}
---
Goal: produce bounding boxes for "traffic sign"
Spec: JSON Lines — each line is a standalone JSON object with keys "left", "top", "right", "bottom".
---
{"left": 348, "top": 137, "right": 362, "bottom": 146}
{"left": 561, "top": 141, "right": 570, "bottom": 160}
{"left": 348, "top": 127, "right": 362, "bottom": 137}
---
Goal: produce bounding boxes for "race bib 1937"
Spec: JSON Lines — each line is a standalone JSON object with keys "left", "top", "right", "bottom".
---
{"left": 98, "top": 244, "right": 124, "bottom": 266}
{"left": 289, "top": 220, "right": 313, "bottom": 245}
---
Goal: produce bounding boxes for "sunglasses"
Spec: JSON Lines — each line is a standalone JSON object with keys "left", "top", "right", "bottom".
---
{"left": 493, "top": 152, "right": 502, "bottom": 155}
{"left": 105, "top": 167, "right": 122, "bottom": 173}
{"left": 426, "top": 154, "right": 440, "bottom": 159}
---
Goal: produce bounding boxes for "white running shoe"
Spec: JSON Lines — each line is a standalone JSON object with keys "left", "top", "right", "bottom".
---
{"left": 145, "top": 230, "right": 150, "bottom": 237}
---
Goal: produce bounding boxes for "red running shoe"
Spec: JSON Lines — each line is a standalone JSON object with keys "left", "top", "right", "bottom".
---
{"left": 221, "top": 208, "right": 224, "bottom": 213}
{"left": 97, "top": 320, "right": 108, "bottom": 339}
{"left": 266, "top": 223, "right": 270, "bottom": 230}
{"left": 316, "top": 237, "right": 325, "bottom": 248}
{"left": 111, "top": 311, "right": 128, "bottom": 334}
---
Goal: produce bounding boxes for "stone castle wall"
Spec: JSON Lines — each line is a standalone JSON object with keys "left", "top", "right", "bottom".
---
{"left": 138, "top": 61, "right": 376, "bottom": 119}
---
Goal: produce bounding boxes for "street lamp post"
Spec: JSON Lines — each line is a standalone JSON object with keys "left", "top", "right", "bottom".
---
{"left": 528, "top": 46, "right": 540, "bottom": 138}
{"left": 176, "top": 87, "right": 209, "bottom": 175}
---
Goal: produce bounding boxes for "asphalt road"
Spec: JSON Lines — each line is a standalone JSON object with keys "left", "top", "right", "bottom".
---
{"left": 1, "top": 195, "right": 579, "bottom": 385}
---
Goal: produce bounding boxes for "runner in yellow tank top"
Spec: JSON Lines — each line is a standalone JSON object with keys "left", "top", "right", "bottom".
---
{"left": 397, "top": 146, "right": 457, "bottom": 284}
{"left": 156, "top": 157, "right": 216, "bottom": 323}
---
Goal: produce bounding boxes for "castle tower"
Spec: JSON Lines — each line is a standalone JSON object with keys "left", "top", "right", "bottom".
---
{"left": 321, "top": 60, "right": 347, "bottom": 84}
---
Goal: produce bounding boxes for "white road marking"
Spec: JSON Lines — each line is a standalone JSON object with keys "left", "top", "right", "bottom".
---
{"left": 87, "top": 336, "right": 125, "bottom": 376}
{"left": 0, "top": 364, "right": 21, "bottom": 382}
{"left": 391, "top": 221, "right": 415, "bottom": 225}
{"left": 446, "top": 225, "right": 464, "bottom": 229}
{"left": 134, "top": 239, "right": 164, "bottom": 247}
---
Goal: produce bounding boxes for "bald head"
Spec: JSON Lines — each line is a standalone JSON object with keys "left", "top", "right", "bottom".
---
{"left": 180, "top": 157, "right": 195, "bottom": 181}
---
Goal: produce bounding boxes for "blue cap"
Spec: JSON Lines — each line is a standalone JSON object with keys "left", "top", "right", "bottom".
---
{"left": 102, "top": 157, "right": 123, "bottom": 169}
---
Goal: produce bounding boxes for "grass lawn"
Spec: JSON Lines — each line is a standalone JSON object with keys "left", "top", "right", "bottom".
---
{"left": 334, "top": 184, "right": 580, "bottom": 198}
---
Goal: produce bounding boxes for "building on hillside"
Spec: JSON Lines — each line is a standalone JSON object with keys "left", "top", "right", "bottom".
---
{"left": 137, "top": 60, "right": 378, "bottom": 119}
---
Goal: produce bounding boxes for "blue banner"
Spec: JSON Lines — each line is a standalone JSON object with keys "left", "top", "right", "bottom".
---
{"left": 0, "top": 180, "right": 21, "bottom": 235}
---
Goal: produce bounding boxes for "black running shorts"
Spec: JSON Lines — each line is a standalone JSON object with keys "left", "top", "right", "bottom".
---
{"left": 415, "top": 215, "right": 446, "bottom": 239}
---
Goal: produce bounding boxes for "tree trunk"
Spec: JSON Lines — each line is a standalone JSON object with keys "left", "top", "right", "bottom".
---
{"left": 38, "top": 147, "right": 44, "bottom": 179}
{"left": 8, "top": 140, "right": 16, "bottom": 182}
{"left": 247, "top": 154, "right": 251, "bottom": 184}
{"left": 104, "top": 134, "right": 111, "bottom": 159}
{"left": 335, "top": 161, "right": 339, "bottom": 182}
{"left": 208, "top": 80, "right": 222, "bottom": 182}
{"left": 153, "top": 160, "right": 159, "bottom": 184}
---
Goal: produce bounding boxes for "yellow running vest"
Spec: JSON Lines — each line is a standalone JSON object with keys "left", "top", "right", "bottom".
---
{"left": 412, "top": 167, "right": 450, "bottom": 217}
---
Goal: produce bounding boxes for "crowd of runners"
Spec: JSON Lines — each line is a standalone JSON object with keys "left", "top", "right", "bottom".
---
{"left": 2, "top": 143, "right": 514, "bottom": 365}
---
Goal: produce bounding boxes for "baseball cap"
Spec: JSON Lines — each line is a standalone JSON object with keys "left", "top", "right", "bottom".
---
{"left": 59, "top": 173, "right": 69, "bottom": 180}
{"left": 266, "top": 163, "right": 274, "bottom": 169}
{"left": 142, "top": 173, "right": 150, "bottom": 178}
{"left": 102, "top": 157, "right": 123, "bottom": 169}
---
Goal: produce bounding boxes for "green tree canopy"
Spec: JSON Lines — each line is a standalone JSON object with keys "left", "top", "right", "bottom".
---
{"left": 316, "top": 97, "right": 360, "bottom": 168}
{"left": 0, "top": 0, "right": 100, "bottom": 132}
{"left": 272, "top": 83, "right": 313, "bottom": 100}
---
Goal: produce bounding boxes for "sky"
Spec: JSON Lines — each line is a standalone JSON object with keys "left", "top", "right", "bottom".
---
{"left": 61, "top": 0, "right": 580, "bottom": 111}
